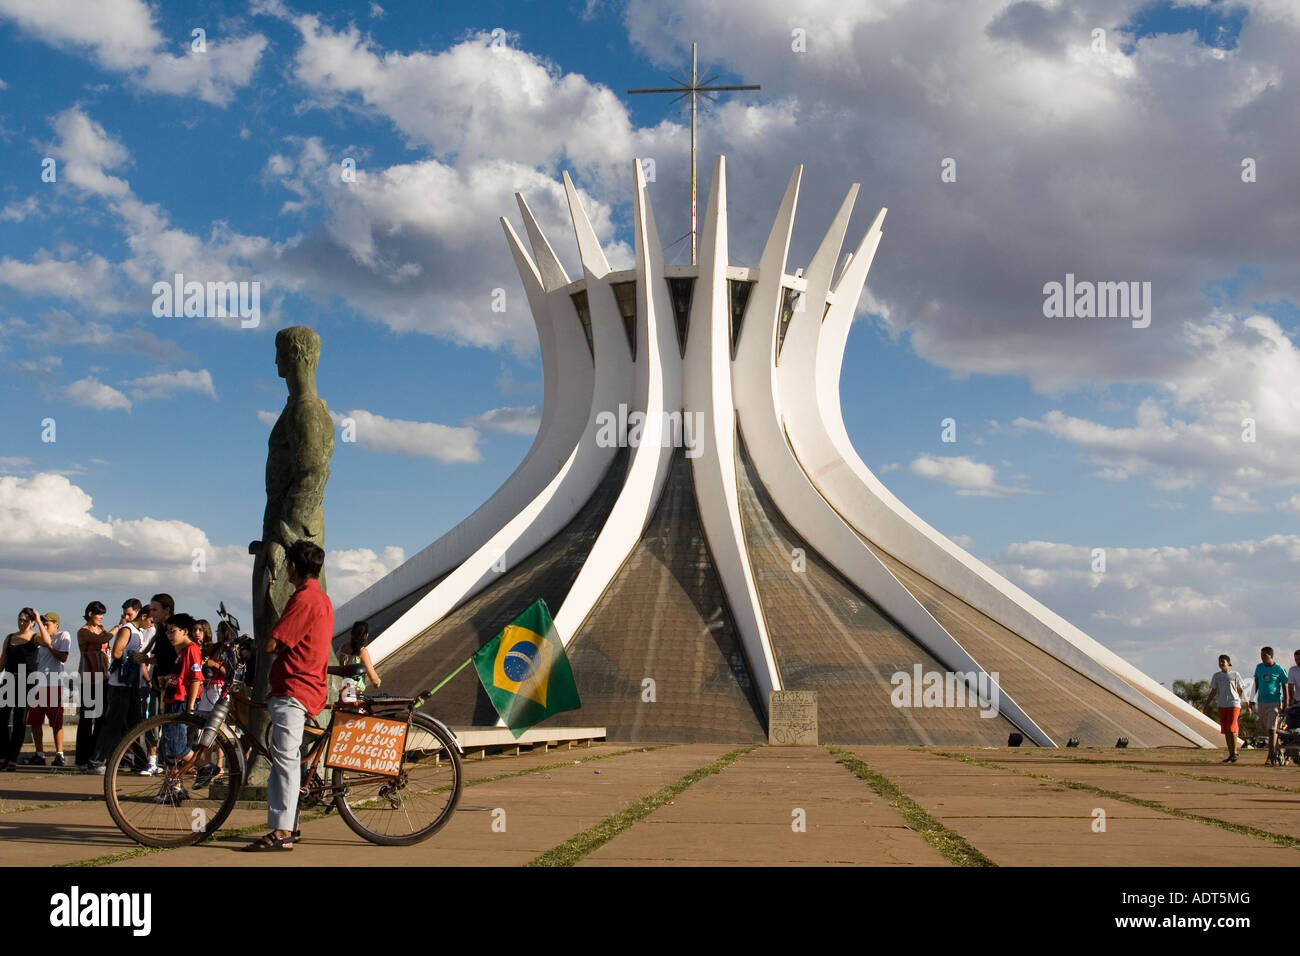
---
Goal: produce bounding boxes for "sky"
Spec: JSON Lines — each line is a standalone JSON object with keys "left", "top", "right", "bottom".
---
{"left": 0, "top": 0, "right": 1296, "bottom": 685}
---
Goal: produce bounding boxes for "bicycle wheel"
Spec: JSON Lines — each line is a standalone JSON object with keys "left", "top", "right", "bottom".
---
{"left": 332, "top": 713, "right": 462, "bottom": 846}
{"left": 104, "top": 713, "right": 243, "bottom": 848}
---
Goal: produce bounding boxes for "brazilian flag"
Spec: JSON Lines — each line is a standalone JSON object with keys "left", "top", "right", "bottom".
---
{"left": 472, "top": 599, "right": 581, "bottom": 737}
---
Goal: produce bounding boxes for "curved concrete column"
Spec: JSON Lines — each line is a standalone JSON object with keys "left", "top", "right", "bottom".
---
{"left": 333, "top": 209, "right": 593, "bottom": 634}
{"left": 681, "top": 155, "right": 782, "bottom": 705}
{"left": 790, "top": 217, "right": 1217, "bottom": 746}
{"left": 510, "top": 194, "right": 586, "bottom": 480}
{"left": 553, "top": 160, "right": 683, "bottom": 641}
{"left": 732, "top": 166, "right": 1053, "bottom": 746}
{"left": 368, "top": 177, "right": 632, "bottom": 664}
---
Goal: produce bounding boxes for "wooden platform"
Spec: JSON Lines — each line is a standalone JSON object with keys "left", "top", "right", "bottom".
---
{"left": 451, "top": 726, "right": 607, "bottom": 758}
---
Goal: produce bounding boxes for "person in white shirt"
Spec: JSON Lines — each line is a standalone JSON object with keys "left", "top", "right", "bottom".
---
{"left": 90, "top": 601, "right": 151, "bottom": 772}
{"left": 23, "top": 612, "right": 72, "bottom": 767}
{"left": 1206, "top": 654, "right": 1246, "bottom": 764}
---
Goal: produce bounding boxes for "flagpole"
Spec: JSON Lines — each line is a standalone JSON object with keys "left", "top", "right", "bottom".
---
{"left": 418, "top": 656, "right": 474, "bottom": 701}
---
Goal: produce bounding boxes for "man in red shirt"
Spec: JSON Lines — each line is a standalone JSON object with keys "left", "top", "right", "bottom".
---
{"left": 245, "top": 540, "right": 333, "bottom": 852}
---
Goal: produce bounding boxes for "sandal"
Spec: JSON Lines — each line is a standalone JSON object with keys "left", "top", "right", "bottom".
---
{"left": 242, "top": 831, "right": 295, "bottom": 852}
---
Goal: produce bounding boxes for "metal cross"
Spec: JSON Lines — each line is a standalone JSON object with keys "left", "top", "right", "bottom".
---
{"left": 628, "top": 42, "right": 760, "bottom": 265}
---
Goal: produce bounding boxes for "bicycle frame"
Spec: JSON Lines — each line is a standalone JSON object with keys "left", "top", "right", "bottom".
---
{"left": 172, "top": 690, "right": 464, "bottom": 805}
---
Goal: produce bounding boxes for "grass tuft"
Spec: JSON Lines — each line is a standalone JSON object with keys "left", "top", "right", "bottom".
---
{"left": 828, "top": 746, "right": 996, "bottom": 867}
{"left": 931, "top": 750, "right": 1300, "bottom": 851}
{"left": 527, "top": 745, "right": 758, "bottom": 867}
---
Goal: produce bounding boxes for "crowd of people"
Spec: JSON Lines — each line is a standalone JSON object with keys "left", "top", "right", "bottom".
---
{"left": 0, "top": 593, "right": 245, "bottom": 774}
{"left": 0, "top": 540, "right": 368, "bottom": 853}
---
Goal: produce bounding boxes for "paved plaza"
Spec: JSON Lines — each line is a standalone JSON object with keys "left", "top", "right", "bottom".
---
{"left": 3, "top": 742, "right": 1298, "bottom": 867}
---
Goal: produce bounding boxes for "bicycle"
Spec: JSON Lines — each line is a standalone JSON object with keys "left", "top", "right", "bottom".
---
{"left": 103, "top": 602, "right": 464, "bottom": 848}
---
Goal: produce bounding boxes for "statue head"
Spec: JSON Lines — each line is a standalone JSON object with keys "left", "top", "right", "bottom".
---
{"left": 275, "top": 325, "right": 321, "bottom": 396}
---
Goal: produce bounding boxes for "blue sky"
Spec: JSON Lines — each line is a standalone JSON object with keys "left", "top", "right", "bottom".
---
{"left": 0, "top": 0, "right": 1296, "bottom": 684}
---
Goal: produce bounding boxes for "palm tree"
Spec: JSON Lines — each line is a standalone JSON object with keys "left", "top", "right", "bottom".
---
{"left": 1172, "top": 679, "right": 1214, "bottom": 718}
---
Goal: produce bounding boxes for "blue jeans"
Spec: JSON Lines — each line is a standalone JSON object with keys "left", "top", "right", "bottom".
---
{"left": 267, "top": 696, "right": 307, "bottom": 832}
{"left": 161, "top": 701, "right": 191, "bottom": 765}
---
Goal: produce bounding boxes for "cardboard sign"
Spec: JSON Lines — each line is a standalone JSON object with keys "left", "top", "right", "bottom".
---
{"left": 326, "top": 714, "right": 409, "bottom": 777}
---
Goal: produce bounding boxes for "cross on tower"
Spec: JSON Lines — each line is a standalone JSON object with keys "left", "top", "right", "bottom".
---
{"left": 628, "top": 42, "right": 760, "bottom": 265}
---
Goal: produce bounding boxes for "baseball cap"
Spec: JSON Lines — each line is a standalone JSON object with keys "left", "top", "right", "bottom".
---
{"left": 40, "top": 611, "right": 60, "bottom": 625}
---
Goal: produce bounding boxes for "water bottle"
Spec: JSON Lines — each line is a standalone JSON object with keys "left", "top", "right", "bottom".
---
{"left": 196, "top": 695, "right": 230, "bottom": 750}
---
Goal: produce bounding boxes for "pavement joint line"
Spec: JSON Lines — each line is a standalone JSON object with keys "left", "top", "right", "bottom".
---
{"left": 1026, "top": 753, "right": 1300, "bottom": 794}
{"left": 927, "top": 750, "right": 1300, "bottom": 852}
{"left": 59, "top": 744, "right": 671, "bottom": 867}
{"left": 827, "top": 746, "right": 995, "bottom": 867}
{"left": 526, "top": 744, "right": 759, "bottom": 867}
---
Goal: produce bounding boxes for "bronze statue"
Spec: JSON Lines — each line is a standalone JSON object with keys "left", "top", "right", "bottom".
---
{"left": 247, "top": 326, "right": 334, "bottom": 780}
{"left": 250, "top": 325, "right": 334, "bottom": 637}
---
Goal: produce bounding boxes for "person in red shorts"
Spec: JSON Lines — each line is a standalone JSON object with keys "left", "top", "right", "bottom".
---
{"left": 1206, "top": 654, "right": 1246, "bottom": 763}
{"left": 24, "top": 612, "right": 72, "bottom": 767}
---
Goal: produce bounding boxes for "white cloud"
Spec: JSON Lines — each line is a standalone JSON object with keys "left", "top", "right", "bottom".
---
{"left": 18, "top": 309, "right": 188, "bottom": 361}
{"left": 0, "top": 196, "right": 40, "bottom": 222}
{"left": 0, "top": 456, "right": 31, "bottom": 470}
{"left": 65, "top": 377, "right": 131, "bottom": 411}
{"left": 0, "top": 473, "right": 399, "bottom": 644}
{"left": 1278, "top": 494, "right": 1300, "bottom": 516}
{"left": 367, "top": 2, "right": 384, "bottom": 17}
{"left": 992, "top": 534, "right": 1300, "bottom": 684}
{"left": 0, "top": 472, "right": 251, "bottom": 610}
{"left": 283, "top": 20, "right": 652, "bottom": 191}
{"left": 0, "top": 472, "right": 108, "bottom": 544}
{"left": 51, "top": 366, "right": 212, "bottom": 410}
{"left": 127, "top": 368, "right": 216, "bottom": 400}
{"left": 326, "top": 545, "right": 404, "bottom": 608}
{"left": 265, "top": 137, "right": 630, "bottom": 351}
{"left": 47, "top": 107, "right": 130, "bottom": 198}
{"left": 0, "top": 108, "right": 276, "bottom": 327}
{"left": 0, "top": 0, "right": 267, "bottom": 105}
{"left": 617, "top": 0, "right": 1300, "bottom": 410}
{"left": 1014, "top": 314, "right": 1300, "bottom": 502}
{"left": 908, "top": 454, "right": 1031, "bottom": 497}
{"left": 465, "top": 405, "right": 539, "bottom": 436}
{"left": 1210, "top": 490, "right": 1262, "bottom": 513}
{"left": 329, "top": 409, "right": 480, "bottom": 463}
{"left": 14, "top": 354, "right": 61, "bottom": 375}
{"left": 0, "top": 253, "right": 117, "bottom": 309}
